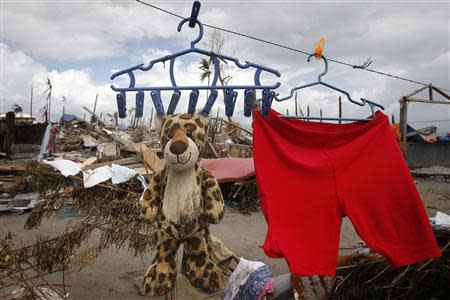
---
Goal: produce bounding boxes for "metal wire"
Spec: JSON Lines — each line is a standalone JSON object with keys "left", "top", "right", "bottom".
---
{"left": 135, "top": 0, "right": 450, "bottom": 92}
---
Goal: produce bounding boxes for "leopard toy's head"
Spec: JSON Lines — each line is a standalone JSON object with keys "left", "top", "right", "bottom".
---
{"left": 155, "top": 113, "right": 208, "bottom": 172}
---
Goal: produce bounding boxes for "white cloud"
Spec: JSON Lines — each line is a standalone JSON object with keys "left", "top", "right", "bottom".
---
{"left": 1, "top": 1, "right": 449, "bottom": 133}
{"left": 1, "top": 43, "right": 115, "bottom": 122}
{"left": 2, "top": 1, "right": 183, "bottom": 61}
{"left": 0, "top": 43, "right": 46, "bottom": 114}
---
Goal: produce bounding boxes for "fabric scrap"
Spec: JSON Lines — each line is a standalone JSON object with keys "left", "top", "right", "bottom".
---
{"left": 435, "top": 211, "right": 450, "bottom": 226}
{"left": 223, "top": 258, "right": 265, "bottom": 300}
{"left": 258, "top": 277, "right": 274, "bottom": 300}
{"left": 43, "top": 159, "right": 82, "bottom": 177}
{"left": 235, "top": 265, "right": 272, "bottom": 300}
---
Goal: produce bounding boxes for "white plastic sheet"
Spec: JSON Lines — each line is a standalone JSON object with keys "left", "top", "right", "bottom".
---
{"left": 43, "top": 159, "right": 82, "bottom": 177}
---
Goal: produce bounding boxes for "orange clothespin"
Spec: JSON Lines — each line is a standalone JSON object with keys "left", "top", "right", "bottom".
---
{"left": 314, "top": 37, "right": 326, "bottom": 59}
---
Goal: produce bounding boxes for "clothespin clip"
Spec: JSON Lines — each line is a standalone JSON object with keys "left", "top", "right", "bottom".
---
{"left": 116, "top": 92, "right": 127, "bottom": 119}
{"left": 314, "top": 37, "right": 326, "bottom": 59}
{"left": 262, "top": 89, "right": 275, "bottom": 116}
{"left": 150, "top": 91, "right": 165, "bottom": 116}
{"left": 188, "top": 89, "right": 199, "bottom": 114}
{"left": 189, "top": 1, "right": 201, "bottom": 28}
{"left": 167, "top": 91, "right": 181, "bottom": 114}
{"left": 135, "top": 91, "right": 144, "bottom": 118}
{"left": 202, "top": 89, "right": 218, "bottom": 116}
{"left": 244, "top": 89, "right": 255, "bottom": 117}
{"left": 225, "top": 89, "right": 238, "bottom": 117}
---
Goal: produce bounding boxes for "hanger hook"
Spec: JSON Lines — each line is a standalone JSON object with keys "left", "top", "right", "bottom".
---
{"left": 307, "top": 53, "right": 328, "bottom": 82}
{"left": 177, "top": 18, "right": 204, "bottom": 48}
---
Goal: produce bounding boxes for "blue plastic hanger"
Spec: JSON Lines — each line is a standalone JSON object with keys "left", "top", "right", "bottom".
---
{"left": 111, "top": 1, "right": 281, "bottom": 119}
{"left": 265, "top": 53, "right": 384, "bottom": 121}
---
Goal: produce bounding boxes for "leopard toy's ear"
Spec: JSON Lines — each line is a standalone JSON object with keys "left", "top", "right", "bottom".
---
{"left": 154, "top": 114, "right": 166, "bottom": 136}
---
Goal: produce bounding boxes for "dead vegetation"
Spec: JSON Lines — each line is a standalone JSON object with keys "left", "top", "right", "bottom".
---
{"left": 332, "top": 225, "right": 450, "bottom": 300}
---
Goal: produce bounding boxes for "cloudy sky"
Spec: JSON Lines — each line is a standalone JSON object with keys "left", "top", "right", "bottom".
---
{"left": 1, "top": 0, "right": 449, "bottom": 133}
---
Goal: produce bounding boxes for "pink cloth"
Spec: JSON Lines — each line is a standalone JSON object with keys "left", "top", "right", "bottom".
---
{"left": 201, "top": 158, "right": 255, "bottom": 183}
{"left": 259, "top": 277, "right": 274, "bottom": 300}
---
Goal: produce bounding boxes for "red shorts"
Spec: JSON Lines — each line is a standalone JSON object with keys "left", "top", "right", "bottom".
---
{"left": 253, "top": 109, "right": 441, "bottom": 276}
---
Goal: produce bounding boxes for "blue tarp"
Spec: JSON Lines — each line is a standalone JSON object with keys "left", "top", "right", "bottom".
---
{"left": 407, "top": 124, "right": 449, "bottom": 143}
{"left": 61, "top": 114, "right": 80, "bottom": 122}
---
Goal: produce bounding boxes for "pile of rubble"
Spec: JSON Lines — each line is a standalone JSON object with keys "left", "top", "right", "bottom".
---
{"left": 0, "top": 114, "right": 258, "bottom": 215}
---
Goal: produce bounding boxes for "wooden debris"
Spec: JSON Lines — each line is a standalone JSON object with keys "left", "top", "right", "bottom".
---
{"left": 133, "top": 143, "right": 165, "bottom": 173}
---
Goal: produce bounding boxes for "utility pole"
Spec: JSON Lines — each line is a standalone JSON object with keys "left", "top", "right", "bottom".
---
{"left": 30, "top": 87, "right": 33, "bottom": 119}
{"left": 93, "top": 94, "right": 98, "bottom": 115}
{"left": 149, "top": 107, "right": 154, "bottom": 129}
{"left": 320, "top": 108, "right": 323, "bottom": 123}
{"left": 294, "top": 92, "right": 298, "bottom": 116}
{"left": 338, "top": 96, "right": 342, "bottom": 124}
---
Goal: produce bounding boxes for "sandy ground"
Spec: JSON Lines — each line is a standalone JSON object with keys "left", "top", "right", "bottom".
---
{"left": 1, "top": 176, "right": 449, "bottom": 300}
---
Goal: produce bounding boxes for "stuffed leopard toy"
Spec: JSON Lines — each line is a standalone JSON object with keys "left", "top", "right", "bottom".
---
{"left": 138, "top": 112, "right": 225, "bottom": 296}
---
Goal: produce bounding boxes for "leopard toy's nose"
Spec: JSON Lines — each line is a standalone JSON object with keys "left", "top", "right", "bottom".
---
{"left": 170, "top": 140, "right": 188, "bottom": 154}
{"left": 169, "top": 129, "right": 189, "bottom": 155}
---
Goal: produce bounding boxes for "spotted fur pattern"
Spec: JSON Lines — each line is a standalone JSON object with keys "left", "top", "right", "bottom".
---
{"left": 138, "top": 113, "right": 224, "bottom": 296}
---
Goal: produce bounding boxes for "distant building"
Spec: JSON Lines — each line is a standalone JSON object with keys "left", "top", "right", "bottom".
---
{"left": 0, "top": 112, "right": 37, "bottom": 124}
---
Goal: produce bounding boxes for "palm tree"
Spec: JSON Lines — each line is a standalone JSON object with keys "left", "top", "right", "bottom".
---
{"left": 198, "top": 30, "right": 233, "bottom": 121}
{"left": 107, "top": 111, "right": 119, "bottom": 126}
{"left": 199, "top": 58, "right": 212, "bottom": 99}
{"left": 43, "top": 78, "right": 53, "bottom": 122}
{"left": 12, "top": 104, "right": 23, "bottom": 116}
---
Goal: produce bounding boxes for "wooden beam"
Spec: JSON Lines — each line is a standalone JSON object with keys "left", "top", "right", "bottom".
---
{"left": 399, "top": 97, "right": 408, "bottom": 143}
{"left": 406, "top": 98, "right": 450, "bottom": 104}
{"left": 404, "top": 85, "right": 428, "bottom": 99}
{"left": 431, "top": 85, "right": 450, "bottom": 100}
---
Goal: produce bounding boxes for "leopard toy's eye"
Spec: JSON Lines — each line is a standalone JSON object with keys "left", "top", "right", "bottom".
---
{"left": 186, "top": 131, "right": 193, "bottom": 139}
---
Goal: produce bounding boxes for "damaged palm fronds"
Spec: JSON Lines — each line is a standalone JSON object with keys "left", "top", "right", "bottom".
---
{"left": 220, "top": 179, "right": 259, "bottom": 214}
{"left": 0, "top": 232, "right": 69, "bottom": 300}
{"left": 18, "top": 161, "right": 156, "bottom": 275}
{"left": 331, "top": 225, "right": 450, "bottom": 300}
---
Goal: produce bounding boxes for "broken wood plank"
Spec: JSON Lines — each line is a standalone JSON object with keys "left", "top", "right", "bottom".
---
{"left": 133, "top": 167, "right": 153, "bottom": 176}
{"left": 406, "top": 98, "right": 450, "bottom": 104}
{"left": 82, "top": 156, "right": 141, "bottom": 171}
{"left": 206, "top": 139, "right": 219, "bottom": 158}
{"left": 133, "top": 143, "right": 165, "bottom": 173}
{"left": 0, "top": 164, "right": 27, "bottom": 172}
{"left": 82, "top": 157, "right": 98, "bottom": 166}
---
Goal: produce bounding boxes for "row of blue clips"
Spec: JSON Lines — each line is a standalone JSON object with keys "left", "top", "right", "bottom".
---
{"left": 115, "top": 88, "right": 276, "bottom": 119}
{"left": 111, "top": 1, "right": 384, "bottom": 120}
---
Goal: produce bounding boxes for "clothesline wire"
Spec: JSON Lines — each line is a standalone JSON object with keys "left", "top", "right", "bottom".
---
{"left": 409, "top": 119, "right": 450, "bottom": 123}
{"left": 135, "top": 0, "right": 450, "bottom": 93}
